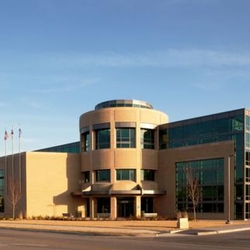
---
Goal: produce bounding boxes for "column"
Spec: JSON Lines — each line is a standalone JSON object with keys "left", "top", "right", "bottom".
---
{"left": 110, "top": 196, "right": 117, "bottom": 219}
{"left": 135, "top": 196, "right": 141, "bottom": 218}
{"left": 89, "top": 197, "right": 96, "bottom": 219}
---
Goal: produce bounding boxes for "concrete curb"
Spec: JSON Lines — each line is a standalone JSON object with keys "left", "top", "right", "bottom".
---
{"left": 156, "top": 226, "right": 250, "bottom": 236}
{"left": 197, "top": 227, "right": 250, "bottom": 236}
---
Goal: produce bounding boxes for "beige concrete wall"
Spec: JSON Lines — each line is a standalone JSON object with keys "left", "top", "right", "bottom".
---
{"left": 156, "top": 141, "right": 235, "bottom": 219}
{"left": 79, "top": 107, "right": 168, "bottom": 178}
{"left": 25, "top": 152, "right": 80, "bottom": 218}
{"left": 0, "top": 152, "right": 27, "bottom": 218}
{"left": 141, "top": 150, "right": 158, "bottom": 170}
{"left": 79, "top": 105, "right": 169, "bottom": 218}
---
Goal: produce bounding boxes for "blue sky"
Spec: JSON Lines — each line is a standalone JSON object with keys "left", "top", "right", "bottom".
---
{"left": 0, "top": 0, "right": 250, "bottom": 156}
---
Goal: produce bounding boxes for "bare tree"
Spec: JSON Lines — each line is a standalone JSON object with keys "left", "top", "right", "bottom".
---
{"left": 6, "top": 176, "right": 22, "bottom": 219}
{"left": 186, "top": 167, "right": 200, "bottom": 221}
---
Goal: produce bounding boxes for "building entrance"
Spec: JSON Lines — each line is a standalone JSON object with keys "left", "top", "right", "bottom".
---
{"left": 117, "top": 197, "right": 134, "bottom": 218}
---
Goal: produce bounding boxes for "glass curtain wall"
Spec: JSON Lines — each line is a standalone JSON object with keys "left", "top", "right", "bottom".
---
{"left": 176, "top": 158, "right": 224, "bottom": 213}
{"left": 245, "top": 115, "right": 250, "bottom": 218}
{"left": 160, "top": 109, "right": 245, "bottom": 219}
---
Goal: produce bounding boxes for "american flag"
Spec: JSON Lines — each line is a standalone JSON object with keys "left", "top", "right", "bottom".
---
{"left": 4, "top": 130, "right": 8, "bottom": 140}
{"left": 11, "top": 128, "right": 14, "bottom": 139}
{"left": 19, "top": 128, "right": 22, "bottom": 138}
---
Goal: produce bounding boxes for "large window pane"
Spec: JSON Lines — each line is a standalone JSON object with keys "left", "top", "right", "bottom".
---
{"left": 96, "top": 170, "right": 110, "bottom": 182}
{"left": 159, "top": 129, "right": 168, "bottom": 149}
{"left": 116, "top": 128, "right": 135, "bottom": 148}
{"left": 81, "top": 131, "right": 90, "bottom": 152}
{"left": 247, "top": 116, "right": 250, "bottom": 131}
{"left": 96, "top": 129, "right": 110, "bottom": 149}
{"left": 116, "top": 169, "right": 136, "bottom": 181}
{"left": 141, "top": 197, "right": 153, "bottom": 213}
{"left": 141, "top": 129, "right": 155, "bottom": 149}
{"left": 82, "top": 171, "right": 90, "bottom": 183}
{"left": 141, "top": 169, "right": 155, "bottom": 181}
{"left": 97, "top": 198, "right": 110, "bottom": 213}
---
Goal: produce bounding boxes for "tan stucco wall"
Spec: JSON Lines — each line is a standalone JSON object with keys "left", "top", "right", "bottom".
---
{"left": 0, "top": 152, "right": 26, "bottom": 218}
{"left": 25, "top": 152, "right": 80, "bottom": 217}
{"left": 79, "top": 107, "right": 168, "bottom": 184}
{"left": 79, "top": 106, "right": 168, "bottom": 218}
{"left": 80, "top": 107, "right": 168, "bottom": 134}
{"left": 155, "top": 141, "right": 235, "bottom": 219}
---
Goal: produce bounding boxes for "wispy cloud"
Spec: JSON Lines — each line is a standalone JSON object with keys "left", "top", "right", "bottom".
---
{"left": 30, "top": 78, "right": 99, "bottom": 94}
{"left": 192, "top": 82, "right": 226, "bottom": 91}
{"left": 48, "top": 49, "right": 250, "bottom": 70}
{"left": 20, "top": 97, "right": 46, "bottom": 110}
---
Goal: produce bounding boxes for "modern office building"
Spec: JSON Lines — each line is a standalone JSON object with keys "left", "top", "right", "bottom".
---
{"left": 0, "top": 100, "right": 250, "bottom": 220}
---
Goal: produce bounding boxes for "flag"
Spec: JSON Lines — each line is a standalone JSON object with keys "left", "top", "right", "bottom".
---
{"left": 4, "top": 130, "right": 8, "bottom": 140}
{"left": 19, "top": 128, "right": 22, "bottom": 138}
{"left": 11, "top": 128, "right": 14, "bottom": 139}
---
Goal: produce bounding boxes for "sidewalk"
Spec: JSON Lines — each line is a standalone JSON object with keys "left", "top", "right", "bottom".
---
{"left": 1, "top": 219, "right": 250, "bottom": 237}
{"left": 0, "top": 221, "right": 157, "bottom": 236}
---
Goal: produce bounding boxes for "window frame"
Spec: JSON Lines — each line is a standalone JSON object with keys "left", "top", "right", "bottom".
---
{"left": 141, "top": 169, "right": 155, "bottom": 181}
{"left": 141, "top": 129, "right": 155, "bottom": 149}
{"left": 116, "top": 128, "right": 136, "bottom": 148}
{"left": 95, "top": 169, "right": 111, "bottom": 182}
{"left": 95, "top": 128, "right": 110, "bottom": 149}
{"left": 116, "top": 169, "right": 136, "bottom": 181}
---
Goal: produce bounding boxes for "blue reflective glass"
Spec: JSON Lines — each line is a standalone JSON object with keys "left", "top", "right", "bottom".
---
{"left": 175, "top": 158, "right": 224, "bottom": 213}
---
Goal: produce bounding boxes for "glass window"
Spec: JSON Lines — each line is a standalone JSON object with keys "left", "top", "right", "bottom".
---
{"left": 141, "top": 129, "right": 155, "bottom": 149}
{"left": 159, "top": 129, "right": 168, "bottom": 149}
{"left": 82, "top": 171, "right": 90, "bottom": 183}
{"left": 96, "top": 170, "right": 110, "bottom": 182}
{"left": 116, "top": 128, "right": 135, "bottom": 148}
{"left": 97, "top": 198, "right": 110, "bottom": 213}
{"left": 246, "top": 203, "right": 250, "bottom": 219}
{"left": 246, "top": 151, "right": 250, "bottom": 166}
{"left": 141, "top": 169, "right": 155, "bottom": 181}
{"left": 175, "top": 158, "right": 224, "bottom": 213}
{"left": 141, "top": 197, "right": 153, "bottom": 213}
{"left": 246, "top": 133, "right": 250, "bottom": 148}
{"left": 246, "top": 184, "right": 250, "bottom": 200}
{"left": 95, "top": 129, "right": 110, "bottom": 149}
{"left": 160, "top": 110, "right": 245, "bottom": 218}
{"left": 81, "top": 132, "right": 90, "bottom": 152}
{"left": 231, "top": 117, "right": 244, "bottom": 131}
{"left": 116, "top": 169, "right": 136, "bottom": 181}
{"left": 246, "top": 116, "right": 250, "bottom": 131}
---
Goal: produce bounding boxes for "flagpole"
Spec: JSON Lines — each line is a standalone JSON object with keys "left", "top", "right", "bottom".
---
{"left": 4, "top": 129, "right": 8, "bottom": 192}
{"left": 11, "top": 127, "right": 14, "bottom": 177}
{"left": 18, "top": 127, "right": 22, "bottom": 192}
